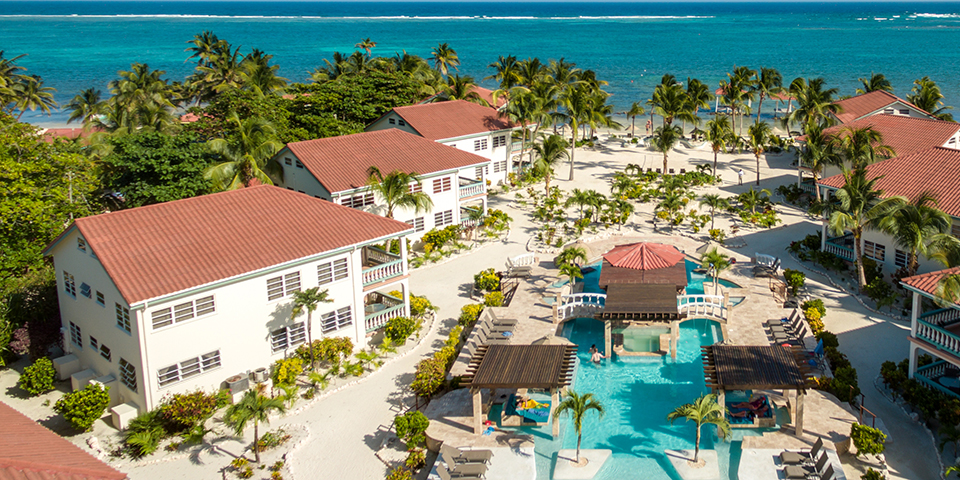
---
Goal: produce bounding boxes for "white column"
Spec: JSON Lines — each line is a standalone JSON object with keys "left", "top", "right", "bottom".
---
{"left": 908, "top": 343, "right": 919, "bottom": 379}
{"left": 671, "top": 320, "right": 679, "bottom": 360}
{"left": 551, "top": 387, "right": 560, "bottom": 438}
{"left": 401, "top": 280, "right": 411, "bottom": 318}
{"left": 911, "top": 291, "right": 921, "bottom": 337}
{"left": 604, "top": 321, "right": 612, "bottom": 358}
{"left": 473, "top": 388, "right": 483, "bottom": 435}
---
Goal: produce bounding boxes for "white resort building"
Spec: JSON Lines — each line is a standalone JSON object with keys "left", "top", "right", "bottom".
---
{"left": 273, "top": 129, "right": 491, "bottom": 240}
{"left": 43, "top": 186, "right": 413, "bottom": 418}
{"left": 365, "top": 99, "right": 521, "bottom": 186}
{"left": 902, "top": 267, "right": 960, "bottom": 398}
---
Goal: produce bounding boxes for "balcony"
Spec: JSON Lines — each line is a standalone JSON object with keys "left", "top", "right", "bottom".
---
{"left": 915, "top": 360, "right": 960, "bottom": 400}
{"left": 920, "top": 307, "right": 960, "bottom": 326}
{"left": 824, "top": 233, "right": 855, "bottom": 261}
{"left": 364, "top": 291, "right": 405, "bottom": 332}
{"left": 458, "top": 177, "right": 485, "bottom": 199}
{"left": 916, "top": 318, "right": 960, "bottom": 360}
{"left": 361, "top": 246, "right": 404, "bottom": 287}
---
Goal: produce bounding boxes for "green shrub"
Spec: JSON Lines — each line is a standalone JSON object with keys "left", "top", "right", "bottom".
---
{"left": 256, "top": 428, "right": 292, "bottom": 452}
{"left": 783, "top": 269, "right": 806, "bottom": 295}
{"left": 473, "top": 268, "right": 501, "bottom": 292}
{"left": 445, "top": 325, "right": 463, "bottom": 348}
{"left": 125, "top": 427, "right": 163, "bottom": 458}
{"left": 708, "top": 229, "right": 725, "bottom": 244}
{"left": 405, "top": 448, "right": 426, "bottom": 469}
{"left": 865, "top": 277, "right": 895, "bottom": 308}
{"left": 801, "top": 299, "right": 826, "bottom": 319}
{"left": 433, "top": 345, "right": 457, "bottom": 368}
{"left": 384, "top": 316, "right": 418, "bottom": 345}
{"left": 410, "top": 357, "right": 445, "bottom": 399}
{"left": 422, "top": 225, "right": 461, "bottom": 252}
{"left": 850, "top": 423, "right": 886, "bottom": 457}
{"left": 271, "top": 357, "right": 304, "bottom": 387}
{"left": 18, "top": 357, "right": 56, "bottom": 396}
{"left": 483, "top": 291, "right": 505, "bottom": 307}
{"left": 394, "top": 411, "right": 430, "bottom": 451}
{"left": 804, "top": 307, "right": 824, "bottom": 335}
{"left": 409, "top": 295, "right": 436, "bottom": 318}
{"left": 861, "top": 257, "right": 883, "bottom": 285}
{"left": 459, "top": 304, "right": 483, "bottom": 327}
{"left": 157, "top": 390, "right": 221, "bottom": 432}
{"left": 825, "top": 346, "right": 850, "bottom": 371}
{"left": 386, "top": 466, "right": 413, "bottom": 480}
{"left": 297, "top": 337, "right": 354, "bottom": 364}
{"left": 832, "top": 366, "right": 860, "bottom": 402}
{"left": 815, "top": 331, "right": 839, "bottom": 348}
{"left": 861, "top": 468, "right": 885, "bottom": 480}
{"left": 54, "top": 383, "right": 110, "bottom": 431}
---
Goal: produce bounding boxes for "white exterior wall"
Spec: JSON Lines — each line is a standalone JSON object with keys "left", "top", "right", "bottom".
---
{"left": 841, "top": 221, "right": 959, "bottom": 276}
{"left": 50, "top": 230, "right": 409, "bottom": 412}
{"left": 366, "top": 112, "right": 420, "bottom": 136}
{"left": 276, "top": 154, "right": 332, "bottom": 200}
{"left": 438, "top": 132, "right": 512, "bottom": 186}
{"left": 51, "top": 229, "right": 144, "bottom": 410}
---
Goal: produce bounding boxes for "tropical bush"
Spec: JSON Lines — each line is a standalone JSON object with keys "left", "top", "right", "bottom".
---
{"left": 394, "top": 410, "right": 430, "bottom": 451}
{"left": 804, "top": 307, "right": 824, "bottom": 335}
{"left": 421, "top": 225, "right": 461, "bottom": 252}
{"left": 850, "top": 423, "right": 886, "bottom": 457}
{"left": 386, "top": 467, "right": 413, "bottom": 480}
{"left": 483, "top": 291, "right": 505, "bottom": 307}
{"left": 296, "top": 337, "right": 353, "bottom": 364}
{"left": 410, "top": 357, "right": 445, "bottom": 399}
{"left": 445, "top": 325, "right": 463, "bottom": 348}
{"left": 256, "top": 428, "right": 292, "bottom": 452}
{"left": 783, "top": 269, "right": 806, "bottom": 295}
{"left": 18, "top": 357, "right": 56, "bottom": 396}
{"left": 801, "top": 299, "right": 826, "bottom": 319}
{"left": 384, "top": 316, "right": 419, "bottom": 345}
{"left": 271, "top": 357, "right": 304, "bottom": 387}
{"left": 459, "top": 304, "right": 483, "bottom": 327}
{"left": 708, "top": 229, "right": 725, "bottom": 244}
{"left": 815, "top": 330, "right": 839, "bottom": 348}
{"left": 54, "top": 383, "right": 110, "bottom": 431}
{"left": 473, "top": 268, "right": 501, "bottom": 292}
{"left": 409, "top": 295, "right": 436, "bottom": 318}
{"left": 861, "top": 468, "right": 885, "bottom": 480}
{"left": 157, "top": 390, "right": 225, "bottom": 432}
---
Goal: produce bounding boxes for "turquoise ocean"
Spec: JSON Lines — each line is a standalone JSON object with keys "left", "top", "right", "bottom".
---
{"left": 4, "top": 1, "right": 960, "bottom": 125}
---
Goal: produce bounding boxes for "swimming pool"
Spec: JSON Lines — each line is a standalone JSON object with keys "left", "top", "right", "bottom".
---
{"left": 567, "top": 259, "right": 744, "bottom": 305}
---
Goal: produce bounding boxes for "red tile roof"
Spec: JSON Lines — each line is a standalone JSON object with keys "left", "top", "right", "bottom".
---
{"left": 820, "top": 146, "right": 960, "bottom": 217}
{"left": 902, "top": 267, "right": 960, "bottom": 302}
{"left": 0, "top": 401, "right": 127, "bottom": 480}
{"left": 603, "top": 243, "right": 685, "bottom": 270}
{"left": 46, "top": 186, "right": 412, "bottom": 304}
{"left": 286, "top": 129, "right": 490, "bottom": 193}
{"left": 390, "top": 100, "right": 515, "bottom": 140}
{"left": 832, "top": 90, "right": 932, "bottom": 124}
{"left": 41, "top": 128, "right": 102, "bottom": 145}
{"left": 817, "top": 114, "right": 960, "bottom": 159}
{"left": 470, "top": 87, "right": 507, "bottom": 108}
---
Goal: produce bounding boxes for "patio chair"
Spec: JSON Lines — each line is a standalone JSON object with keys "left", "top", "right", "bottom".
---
{"left": 773, "top": 325, "right": 807, "bottom": 346}
{"left": 780, "top": 437, "right": 824, "bottom": 465}
{"left": 783, "top": 450, "right": 829, "bottom": 479}
{"left": 441, "top": 443, "right": 493, "bottom": 465}
{"left": 437, "top": 463, "right": 484, "bottom": 480}
{"left": 477, "top": 327, "right": 511, "bottom": 345}
{"left": 480, "top": 321, "right": 512, "bottom": 335}
{"left": 486, "top": 310, "right": 519, "bottom": 328}
{"left": 769, "top": 316, "right": 802, "bottom": 334}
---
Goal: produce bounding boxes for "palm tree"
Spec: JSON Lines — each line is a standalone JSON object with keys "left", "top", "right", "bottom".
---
{"left": 557, "top": 246, "right": 588, "bottom": 267}
{"left": 937, "top": 273, "right": 960, "bottom": 307}
{"left": 558, "top": 84, "right": 591, "bottom": 181}
{"left": 499, "top": 88, "right": 537, "bottom": 167}
{"left": 531, "top": 134, "right": 570, "bottom": 195}
{"left": 832, "top": 125, "right": 894, "bottom": 170}
{"left": 626, "top": 101, "right": 645, "bottom": 137}
{"left": 65, "top": 88, "right": 102, "bottom": 125}
{"left": 699, "top": 194, "right": 730, "bottom": 230}
{"left": 552, "top": 390, "right": 605, "bottom": 463}
{"left": 751, "top": 67, "right": 783, "bottom": 125}
{"left": 610, "top": 173, "right": 635, "bottom": 199}
{"left": 828, "top": 168, "right": 908, "bottom": 290}
{"left": 517, "top": 57, "right": 546, "bottom": 88}
{"left": 291, "top": 288, "right": 333, "bottom": 371}
{"left": 747, "top": 121, "right": 772, "bottom": 185}
{"left": 185, "top": 31, "right": 223, "bottom": 66}
{"left": 431, "top": 43, "right": 459, "bottom": 76}
{"left": 700, "top": 248, "right": 732, "bottom": 295}
{"left": 355, "top": 38, "right": 377, "bottom": 56}
{"left": 205, "top": 113, "right": 283, "bottom": 190}
{"left": 366, "top": 166, "right": 433, "bottom": 219}
{"left": 666, "top": 394, "right": 730, "bottom": 464}
{"left": 877, "top": 193, "right": 951, "bottom": 277}
{"left": 704, "top": 117, "right": 734, "bottom": 175}
{"left": 486, "top": 55, "right": 522, "bottom": 91}
{"left": 788, "top": 77, "right": 839, "bottom": 133}
{"left": 441, "top": 74, "right": 485, "bottom": 105}
{"left": 907, "top": 76, "right": 953, "bottom": 121}
{"left": 13, "top": 75, "right": 57, "bottom": 120}
{"left": 799, "top": 123, "right": 839, "bottom": 202}
{"left": 739, "top": 187, "right": 772, "bottom": 214}
{"left": 559, "top": 263, "right": 583, "bottom": 286}
{"left": 224, "top": 385, "right": 286, "bottom": 463}
{"left": 241, "top": 49, "right": 288, "bottom": 96}
{"left": 652, "top": 125, "right": 683, "bottom": 174}
{"left": 856, "top": 73, "right": 893, "bottom": 95}
{"left": 565, "top": 188, "right": 593, "bottom": 220}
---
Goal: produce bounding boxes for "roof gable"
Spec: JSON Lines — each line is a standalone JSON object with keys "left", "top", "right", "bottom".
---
{"left": 48, "top": 186, "right": 412, "bottom": 304}
{"left": 386, "top": 100, "right": 514, "bottom": 140}
{"left": 833, "top": 90, "right": 933, "bottom": 124}
{"left": 820, "top": 146, "right": 960, "bottom": 217}
{"left": 286, "top": 129, "right": 490, "bottom": 193}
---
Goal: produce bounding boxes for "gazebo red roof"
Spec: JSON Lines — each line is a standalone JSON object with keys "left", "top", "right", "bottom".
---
{"left": 603, "top": 243, "right": 685, "bottom": 270}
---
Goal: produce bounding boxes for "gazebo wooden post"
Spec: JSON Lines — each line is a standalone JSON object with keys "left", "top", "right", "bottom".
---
{"left": 670, "top": 320, "right": 679, "bottom": 360}
{"left": 716, "top": 389, "right": 725, "bottom": 420}
{"left": 472, "top": 388, "right": 483, "bottom": 435}
{"left": 795, "top": 390, "right": 805, "bottom": 436}
{"left": 604, "top": 321, "right": 612, "bottom": 357}
{"left": 551, "top": 387, "right": 560, "bottom": 438}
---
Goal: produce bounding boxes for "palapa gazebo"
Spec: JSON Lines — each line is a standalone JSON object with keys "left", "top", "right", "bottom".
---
{"left": 461, "top": 344, "right": 577, "bottom": 437}
{"left": 597, "top": 243, "right": 688, "bottom": 358}
{"left": 702, "top": 345, "right": 816, "bottom": 435}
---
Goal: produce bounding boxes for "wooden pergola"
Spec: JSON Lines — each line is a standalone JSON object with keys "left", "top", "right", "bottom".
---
{"left": 461, "top": 344, "right": 577, "bottom": 437}
{"left": 702, "top": 345, "right": 816, "bottom": 436}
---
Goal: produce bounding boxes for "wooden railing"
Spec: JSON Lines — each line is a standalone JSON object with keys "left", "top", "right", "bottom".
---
{"left": 362, "top": 258, "right": 404, "bottom": 287}
{"left": 678, "top": 295, "right": 727, "bottom": 320}
{"left": 364, "top": 303, "right": 405, "bottom": 332}
{"left": 916, "top": 319, "right": 960, "bottom": 359}
{"left": 920, "top": 308, "right": 960, "bottom": 327}
{"left": 558, "top": 293, "right": 606, "bottom": 321}
{"left": 458, "top": 179, "right": 485, "bottom": 199}
{"left": 824, "top": 235, "right": 855, "bottom": 261}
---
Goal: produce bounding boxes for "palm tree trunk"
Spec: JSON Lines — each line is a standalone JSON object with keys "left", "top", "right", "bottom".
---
{"left": 545, "top": 172, "right": 551, "bottom": 196}
{"left": 569, "top": 122, "right": 577, "bottom": 181}
{"left": 254, "top": 422, "right": 260, "bottom": 463}
{"left": 663, "top": 153, "right": 668, "bottom": 176}
{"left": 694, "top": 425, "right": 701, "bottom": 463}
{"left": 756, "top": 95, "right": 764, "bottom": 125}
{"left": 854, "top": 229, "right": 866, "bottom": 291}
{"left": 756, "top": 153, "right": 761, "bottom": 186}
{"left": 519, "top": 123, "right": 528, "bottom": 172}
{"left": 576, "top": 434, "right": 582, "bottom": 462}
{"left": 631, "top": 116, "right": 636, "bottom": 136}
{"left": 909, "top": 252, "right": 919, "bottom": 277}
{"left": 710, "top": 208, "right": 715, "bottom": 230}
{"left": 713, "top": 150, "right": 719, "bottom": 177}
{"left": 307, "top": 312, "right": 316, "bottom": 370}
{"left": 814, "top": 175, "right": 821, "bottom": 202}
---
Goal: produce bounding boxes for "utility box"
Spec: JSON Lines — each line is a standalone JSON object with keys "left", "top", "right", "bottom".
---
{"left": 52, "top": 354, "right": 80, "bottom": 381}
{"left": 111, "top": 402, "right": 140, "bottom": 430}
{"left": 70, "top": 369, "right": 97, "bottom": 391}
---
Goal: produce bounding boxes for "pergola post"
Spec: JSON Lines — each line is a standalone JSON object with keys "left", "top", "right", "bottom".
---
{"left": 795, "top": 390, "right": 805, "bottom": 437}
{"left": 472, "top": 388, "right": 483, "bottom": 435}
{"left": 551, "top": 387, "right": 560, "bottom": 438}
{"left": 716, "top": 389, "right": 725, "bottom": 422}
{"left": 604, "top": 321, "right": 612, "bottom": 357}
{"left": 670, "top": 320, "right": 679, "bottom": 360}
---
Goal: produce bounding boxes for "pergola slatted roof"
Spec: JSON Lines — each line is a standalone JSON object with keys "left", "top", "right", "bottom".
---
{"left": 461, "top": 345, "right": 577, "bottom": 389}
{"left": 599, "top": 284, "right": 685, "bottom": 320}
{"left": 702, "top": 345, "right": 814, "bottom": 391}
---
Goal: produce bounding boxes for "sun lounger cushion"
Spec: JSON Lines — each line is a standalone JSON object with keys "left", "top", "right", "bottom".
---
{"left": 780, "top": 451, "right": 810, "bottom": 465}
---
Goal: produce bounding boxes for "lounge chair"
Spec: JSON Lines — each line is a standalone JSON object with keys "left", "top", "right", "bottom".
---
{"left": 485, "top": 310, "right": 519, "bottom": 328}
{"left": 780, "top": 437, "right": 824, "bottom": 465}
{"left": 773, "top": 325, "right": 807, "bottom": 346}
{"left": 437, "top": 463, "right": 484, "bottom": 480}
{"left": 480, "top": 321, "right": 512, "bottom": 334}
{"left": 477, "top": 327, "right": 511, "bottom": 345}
{"left": 784, "top": 451, "right": 829, "bottom": 479}
{"left": 769, "top": 317, "right": 802, "bottom": 334}
{"left": 441, "top": 443, "right": 493, "bottom": 465}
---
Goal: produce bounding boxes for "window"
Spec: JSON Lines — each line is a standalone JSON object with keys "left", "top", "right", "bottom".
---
{"left": 389, "top": 118, "right": 396, "bottom": 125}
{"left": 267, "top": 271, "right": 301, "bottom": 301}
{"left": 116, "top": 304, "right": 131, "bottom": 333}
{"left": 284, "top": 157, "right": 292, "bottom": 166}
{"left": 493, "top": 160, "right": 507, "bottom": 173}
{"left": 89, "top": 336, "right": 98, "bottom": 350}
{"left": 295, "top": 160, "right": 304, "bottom": 169}
{"left": 69, "top": 322, "right": 82, "bottom": 348}
{"left": 77, "top": 237, "right": 87, "bottom": 252}
{"left": 883, "top": 108, "right": 894, "bottom": 115}
{"left": 79, "top": 283, "right": 91, "bottom": 299}
{"left": 399, "top": 120, "right": 406, "bottom": 126}
{"left": 157, "top": 350, "right": 221, "bottom": 388}
{"left": 320, "top": 306, "right": 353, "bottom": 333}
{"left": 99, "top": 344, "right": 111, "bottom": 362}
{"left": 473, "top": 138, "right": 489, "bottom": 151}
{"left": 406, "top": 217, "right": 425, "bottom": 232}
{"left": 899, "top": 109, "right": 909, "bottom": 115}
{"left": 340, "top": 193, "right": 375, "bottom": 209}
{"left": 475, "top": 166, "right": 484, "bottom": 179}
{"left": 318, "top": 258, "right": 349, "bottom": 285}
{"left": 155, "top": 295, "right": 218, "bottom": 326}
{"left": 271, "top": 322, "right": 307, "bottom": 352}
{"left": 119, "top": 358, "right": 137, "bottom": 392}
{"left": 409, "top": 182, "right": 422, "bottom": 193}
{"left": 63, "top": 271, "right": 76, "bottom": 297}
{"left": 432, "top": 177, "right": 452, "bottom": 194}
{"left": 864, "top": 241, "right": 885, "bottom": 262}
{"left": 434, "top": 210, "right": 454, "bottom": 227}
{"left": 493, "top": 135, "right": 507, "bottom": 148}
{"left": 895, "top": 250, "right": 907, "bottom": 269}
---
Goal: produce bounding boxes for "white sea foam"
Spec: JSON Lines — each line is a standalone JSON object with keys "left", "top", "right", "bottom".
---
{"left": 0, "top": 14, "right": 713, "bottom": 20}
{"left": 914, "top": 13, "right": 960, "bottom": 19}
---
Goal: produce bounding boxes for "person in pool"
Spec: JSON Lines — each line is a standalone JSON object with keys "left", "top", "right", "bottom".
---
{"left": 588, "top": 344, "right": 608, "bottom": 363}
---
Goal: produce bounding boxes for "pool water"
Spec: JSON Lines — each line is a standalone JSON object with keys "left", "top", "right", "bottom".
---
{"left": 617, "top": 326, "right": 670, "bottom": 352}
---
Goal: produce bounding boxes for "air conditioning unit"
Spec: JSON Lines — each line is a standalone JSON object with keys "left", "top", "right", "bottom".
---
{"left": 251, "top": 367, "right": 268, "bottom": 383}
{"left": 226, "top": 374, "right": 249, "bottom": 394}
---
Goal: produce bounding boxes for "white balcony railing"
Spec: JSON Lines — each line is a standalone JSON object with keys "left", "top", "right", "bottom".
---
{"left": 364, "top": 303, "right": 405, "bottom": 332}
{"left": 362, "top": 258, "right": 404, "bottom": 287}
{"left": 824, "top": 235, "right": 855, "bottom": 261}
{"left": 459, "top": 180, "right": 485, "bottom": 199}
{"left": 917, "top": 319, "right": 960, "bottom": 359}
{"left": 920, "top": 308, "right": 960, "bottom": 327}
